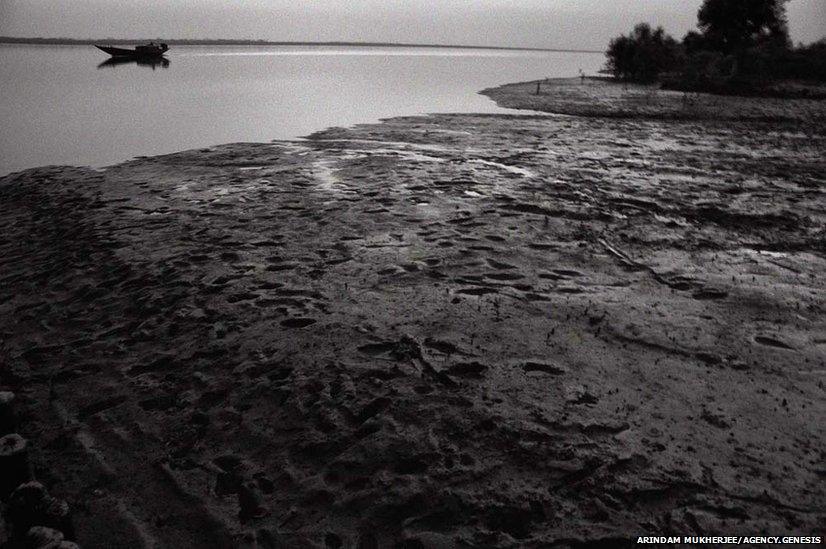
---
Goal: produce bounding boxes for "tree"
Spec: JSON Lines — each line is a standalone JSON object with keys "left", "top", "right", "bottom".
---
{"left": 696, "top": 0, "right": 790, "bottom": 53}
{"left": 605, "top": 24, "right": 681, "bottom": 82}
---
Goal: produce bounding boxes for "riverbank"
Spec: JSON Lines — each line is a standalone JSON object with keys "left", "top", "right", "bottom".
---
{"left": 481, "top": 77, "right": 826, "bottom": 123}
{"left": 1, "top": 80, "right": 824, "bottom": 547}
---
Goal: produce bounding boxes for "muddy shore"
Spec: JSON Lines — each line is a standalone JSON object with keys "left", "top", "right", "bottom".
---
{"left": 481, "top": 77, "right": 826, "bottom": 123}
{"left": 1, "top": 79, "right": 825, "bottom": 547}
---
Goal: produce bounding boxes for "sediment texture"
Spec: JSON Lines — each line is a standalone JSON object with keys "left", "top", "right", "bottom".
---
{"left": 1, "top": 107, "right": 825, "bottom": 547}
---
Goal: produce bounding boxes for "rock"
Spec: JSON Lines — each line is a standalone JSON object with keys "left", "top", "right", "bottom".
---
{"left": 0, "top": 433, "right": 31, "bottom": 499}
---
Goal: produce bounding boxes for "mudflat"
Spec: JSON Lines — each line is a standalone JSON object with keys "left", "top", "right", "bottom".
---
{"left": 1, "top": 79, "right": 824, "bottom": 547}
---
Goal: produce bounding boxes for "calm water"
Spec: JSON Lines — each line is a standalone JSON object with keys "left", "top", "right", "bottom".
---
{"left": 0, "top": 44, "right": 604, "bottom": 176}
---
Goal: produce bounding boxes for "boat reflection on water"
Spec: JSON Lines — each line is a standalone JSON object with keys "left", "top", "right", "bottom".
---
{"left": 97, "top": 57, "right": 170, "bottom": 70}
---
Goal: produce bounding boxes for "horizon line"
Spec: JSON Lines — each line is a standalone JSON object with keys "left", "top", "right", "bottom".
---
{"left": 0, "top": 35, "right": 604, "bottom": 54}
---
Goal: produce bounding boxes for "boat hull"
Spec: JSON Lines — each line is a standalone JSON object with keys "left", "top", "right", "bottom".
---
{"left": 95, "top": 45, "right": 167, "bottom": 58}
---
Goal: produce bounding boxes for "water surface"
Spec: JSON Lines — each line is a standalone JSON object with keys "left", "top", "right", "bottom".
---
{"left": 0, "top": 44, "right": 604, "bottom": 175}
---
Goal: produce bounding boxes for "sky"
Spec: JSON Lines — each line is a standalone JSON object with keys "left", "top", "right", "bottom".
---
{"left": 0, "top": 0, "right": 823, "bottom": 50}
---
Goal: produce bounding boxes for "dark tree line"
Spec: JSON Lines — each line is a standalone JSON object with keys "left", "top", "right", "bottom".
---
{"left": 604, "top": 0, "right": 825, "bottom": 95}
{"left": 691, "top": 0, "right": 790, "bottom": 53}
{"left": 605, "top": 24, "right": 680, "bottom": 83}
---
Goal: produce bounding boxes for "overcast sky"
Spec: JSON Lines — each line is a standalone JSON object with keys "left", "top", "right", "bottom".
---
{"left": 1, "top": 0, "right": 823, "bottom": 50}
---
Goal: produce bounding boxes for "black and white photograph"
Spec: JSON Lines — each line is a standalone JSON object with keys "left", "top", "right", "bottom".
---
{"left": 1, "top": 1, "right": 824, "bottom": 547}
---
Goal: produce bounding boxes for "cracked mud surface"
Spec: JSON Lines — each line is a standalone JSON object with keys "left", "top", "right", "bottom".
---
{"left": 1, "top": 86, "right": 825, "bottom": 547}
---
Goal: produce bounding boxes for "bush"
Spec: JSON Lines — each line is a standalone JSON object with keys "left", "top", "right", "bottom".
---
{"left": 662, "top": 51, "right": 733, "bottom": 93}
{"left": 663, "top": 39, "right": 826, "bottom": 97}
{"left": 779, "top": 40, "right": 826, "bottom": 82}
{"left": 605, "top": 24, "right": 681, "bottom": 83}
{"left": 605, "top": 0, "right": 824, "bottom": 97}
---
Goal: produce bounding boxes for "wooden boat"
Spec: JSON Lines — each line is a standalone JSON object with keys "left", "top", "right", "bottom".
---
{"left": 95, "top": 43, "right": 169, "bottom": 58}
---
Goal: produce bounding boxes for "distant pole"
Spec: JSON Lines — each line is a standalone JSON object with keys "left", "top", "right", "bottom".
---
{"left": 536, "top": 81, "right": 541, "bottom": 95}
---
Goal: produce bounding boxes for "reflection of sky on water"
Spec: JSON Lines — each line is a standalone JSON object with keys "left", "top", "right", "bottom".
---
{"left": 0, "top": 44, "right": 604, "bottom": 175}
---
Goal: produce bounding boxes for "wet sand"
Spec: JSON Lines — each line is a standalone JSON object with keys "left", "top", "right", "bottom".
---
{"left": 1, "top": 79, "right": 825, "bottom": 547}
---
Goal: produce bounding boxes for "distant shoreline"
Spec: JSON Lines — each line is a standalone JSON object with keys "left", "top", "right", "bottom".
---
{"left": 480, "top": 77, "right": 826, "bottom": 123}
{"left": 0, "top": 36, "right": 602, "bottom": 54}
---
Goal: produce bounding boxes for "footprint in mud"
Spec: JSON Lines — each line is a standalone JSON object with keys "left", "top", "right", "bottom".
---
{"left": 356, "top": 397, "right": 392, "bottom": 424}
{"left": 692, "top": 287, "right": 728, "bottom": 300}
{"left": 447, "top": 361, "right": 488, "bottom": 378}
{"left": 663, "top": 275, "right": 696, "bottom": 291}
{"left": 357, "top": 342, "right": 400, "bottom": 356}
{"left": 485, "top": 272, "right": 524, "bottom": 281}
{"left": 255, "top": 299, "right": 286, "bottom": 308}
{"left": 325, "top": 257, "right": 352, "bottom": 266}
{"left": 212, "top": 274, "right": 243, "bottom": 285}
{"left": 553, "top": 269, "right": 584, "bottom": 278}
{"left": 487, "top": 259, "right": 517, "bottom": 270}
{"left": 701, "top": 408, "right": 731, "bottom": 429}
{"left": 423, "top": 338, "right": 471, "bottom": 356}
{"left": 267, "top": 366, "right": 294, "bottom": 382}
{"left": 392, "top": 454, "right": 433, "bottom": 475}
{"left": 565, "top": 385, "right": 598, "bottom": 405}
{"left": 457, "top": 287, "right": 498, "bottom": 296}
{"left": 357, "top": 337, "right": 424, "bottom": 362}
{"left": 555, "top": 286, "right": 585, "bottom": 294}
{"left": 77, "top": 395, "right": 129, "bottom": 420}
{"left": 227, "top": 292, "right": 258, "bottom": 303}
{"left": 139, "top": 394, "right": 177, "bottom": 411}
{"left": 250, "top": 239, "right": 281, "bottom": 248}
{"left": 754, "top": 335, "right": 794, "bottom": 350}
{"left": 266, "top": 263, "right": 298, "bottom": 272}
{"left": 281, "top": 318, "right": 317, "bottom": 329}
{"left": 522, "top": 362, "right": 567, "bottom": 375}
